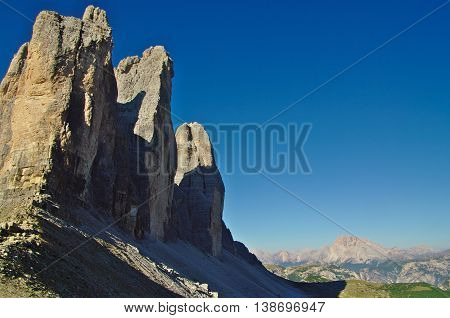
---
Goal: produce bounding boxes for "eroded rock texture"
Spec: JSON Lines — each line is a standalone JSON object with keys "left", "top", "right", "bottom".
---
{"left": 170, "top": 123, "right": 224, "bottom": 256}
{"left": 169, "top": 123, "right": 261, "bottom": 262}
{"left": 0, "top": 6, "right": 116, "bottom": 220}
{"left": 113, "top": 46, "right": 176, "bottom": 239}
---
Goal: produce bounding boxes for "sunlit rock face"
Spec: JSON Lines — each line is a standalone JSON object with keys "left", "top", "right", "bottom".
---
{"left": 0, "top": 6, "right": 116, "bottom": 220}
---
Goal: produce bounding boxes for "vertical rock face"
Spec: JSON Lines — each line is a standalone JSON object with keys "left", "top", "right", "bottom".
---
{"left": 0, "top": 6, "right": 116, "bottom": 220}
{"left": 170, "top": 123, "right": 224, "bottom": 256}
{"left": 114, "top": 46, "right": 176, "bottom": 239}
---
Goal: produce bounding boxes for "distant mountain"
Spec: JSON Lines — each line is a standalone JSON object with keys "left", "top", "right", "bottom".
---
{"left": 265, "top": 263, "right": 450, "bottom": 298}
{"left": 257, "top": 236, "right": 449, "bottom": 290}
{"left": 265, "top": 255, "right": 449, "bottom": 290}
{"left": 253, "top": 236, "right": 443, "bottom": 265}
{"left": 265, "top": 264, "right": 359, "bottom": 282}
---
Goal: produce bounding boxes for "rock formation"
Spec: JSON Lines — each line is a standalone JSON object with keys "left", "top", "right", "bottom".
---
{"left": 0, "top": 5, "right": 282, "bottom": 298}
{"left": 0, "top": 6, "right": 177, "bottom": 241}
{"left": 168, "top": 123, "right": 261, "bottom": 262}
{"left": 113, "top": 46, "right": 176, "bottom": 239}
{"left": 170, "top": 123, "right": 224, "bottom": 256}
{"left": 0, "top": 4, "right": 262, "bottom": 261}
{"left": 0, "top": 6, "right": 116, "bottom": 222}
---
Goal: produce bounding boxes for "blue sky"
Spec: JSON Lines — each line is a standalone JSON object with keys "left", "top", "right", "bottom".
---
{"left": 0, "top": 0, "right": 449, "bottom": 251}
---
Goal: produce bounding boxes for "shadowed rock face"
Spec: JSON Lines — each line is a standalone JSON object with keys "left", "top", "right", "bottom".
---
{"left": 169, "top": 123, "right": 262, "bottom": 263}
{"left": 0, "top": 6, "right": 116, "bottom": 220}
{"left": 113, "top": 46, "right": 176, "bottom": 239}
{"left": 170, "top": 123, "right": 224, "bottom": 256}
{"left": 222, "top": 221, "right": 236, "bottom": 254}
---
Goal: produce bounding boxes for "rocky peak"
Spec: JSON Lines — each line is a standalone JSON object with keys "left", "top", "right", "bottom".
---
{"left": 113, "top": 45, "right": 176, "bottom": 240}
{"left": 333, "top": 236, "right": 365, "bottom": 247}
{"left": 174, "top": 122, "right": 215, "bottom": 184}
{"left": 82, "top": 5, "right": 109, "bottom": 26}
{"left": 0, "top": 6, "right": 116, "bottom": 221}
{"left": 115, "top": 45, "right": 173, "bottom": 143}
{"left": 170, "top": 122, "right": 224, "bottom": 256}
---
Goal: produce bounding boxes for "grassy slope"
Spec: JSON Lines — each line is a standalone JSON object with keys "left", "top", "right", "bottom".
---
{"left": 264, "top": 264, "right": 450, "bottom": 298}
{"left": 0, "top": 275, "right": 56, "bottom": 298}
{"left": 340, "top": 280, "right": 450, "bottom": 298}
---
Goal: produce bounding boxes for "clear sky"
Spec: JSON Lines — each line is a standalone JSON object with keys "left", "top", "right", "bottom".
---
{"left": 0, "top": 0, "right": 449, "bottom": 251}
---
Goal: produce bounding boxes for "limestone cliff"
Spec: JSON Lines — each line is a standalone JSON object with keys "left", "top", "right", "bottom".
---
{"left": 170, "top": 123, "right": 224, "bottom": 256}
{"left": 169, "top": 123, "right": 262, "bottom": 264}
{"left": 113, "top": 46, "right": 176, "bottom": 239}
{"left": 0, "top": 6, "right": 116, "bottom": 221}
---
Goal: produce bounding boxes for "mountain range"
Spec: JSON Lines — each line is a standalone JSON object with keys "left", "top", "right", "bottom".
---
{"left": 255, "top": 236, "right": 449, "bottom": 290}
{"left": 253, "top": 236, "right": 446, "bottom": 264}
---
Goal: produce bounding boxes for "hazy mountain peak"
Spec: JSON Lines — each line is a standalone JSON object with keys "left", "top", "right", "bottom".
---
{"left": 254, "top": 236, "right": 445, "bottom": 265}
{"left": 333, "top": 235, "right": 367, "bottom": 246}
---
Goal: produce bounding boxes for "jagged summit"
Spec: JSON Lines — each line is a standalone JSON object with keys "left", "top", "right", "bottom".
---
{"left": 82, "top": 5, "right": 109, "bottom": 25}
{"left": 113, "top": 43, "right": 176, "bottom": 240}
{"left": 170, "top": 122, "right": 224, "bottom": 256}
{"left": 116, "top": 46, "right": 172, "bottom": 75}
{"left": 0, "top": 4, "right": 115, "bottom": 220}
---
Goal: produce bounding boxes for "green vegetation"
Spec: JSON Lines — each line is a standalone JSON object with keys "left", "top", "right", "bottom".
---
{"left": 384, "top": 282, "right": 449, "bottom": 298}
{"left": 264, "top": 263, "right": 449, "bottom": 298}
{"left": 339, "top": 280, "right": 449, "bottom": 298}
{"left": 292, "top": 279, "right": 449, "bottom": 298}
{"left": 0, "top": 275, "right": 56, "bottom": 298}
{"left": 264, "top": 264, "right": 284, "bottom": 271}
{"left": 288, "top": 273, "right": 328, "bottom": 282}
